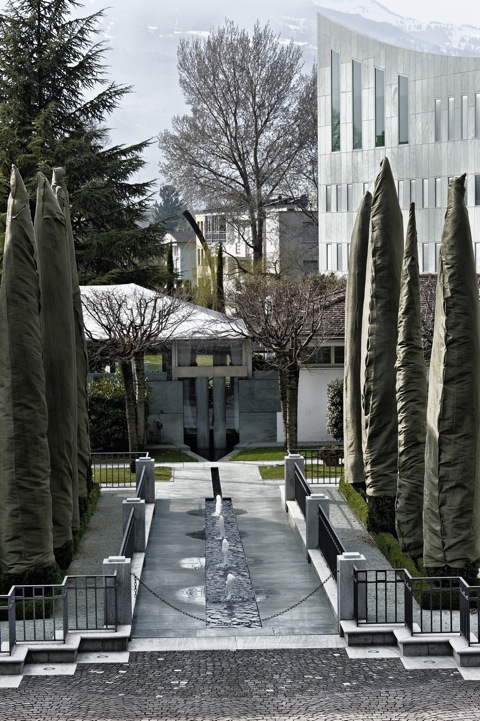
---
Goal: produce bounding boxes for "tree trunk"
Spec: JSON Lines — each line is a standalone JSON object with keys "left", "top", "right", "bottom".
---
{"left": 120, "top": 359, "right": 138, "bottom": 452}
{"left": 134, "top": 352, "right": 147, "bottom": 449}
{"left": 285, "top": 365, "right": 300, "bottom": 450}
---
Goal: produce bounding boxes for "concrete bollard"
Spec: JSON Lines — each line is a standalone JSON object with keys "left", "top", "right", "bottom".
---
{"left": 337, "top": 552, "right": 366, "bottom": 631}
{"left": 306, "top": 494, "right": 330, "bottom": 559}
{"left": 103, "top": 556, "right": 132, "bottom": 626}
{"left": 136, "top": 457, "right": 155, "bottom": 503}
{"left": 122, "top": 498, "right": 146, "bottom": 553}
{"left": 284, "top": 454, "right": 305, "bottom": 511}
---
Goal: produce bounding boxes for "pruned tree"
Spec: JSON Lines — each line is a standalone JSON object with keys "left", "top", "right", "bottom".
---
{"left": 159, "top": 20, "right": 314, "bottom": 267}
{"left": 419, "top": 273, "right": 437, "bottom": 362}
{"left": 233, "top": 273, "right": 340, "bottom": 448}
{"left": 81, "top": 286, "right": 189, "bottom": 451}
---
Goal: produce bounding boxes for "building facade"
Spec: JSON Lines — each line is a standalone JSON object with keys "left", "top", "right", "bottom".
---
{"left": 317, "top": 13, "right": 480, "bottom": 273}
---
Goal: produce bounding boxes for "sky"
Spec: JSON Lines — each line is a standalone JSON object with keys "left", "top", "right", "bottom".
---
{"left": 379, "top": 0, "right": 476, "bottom": 25}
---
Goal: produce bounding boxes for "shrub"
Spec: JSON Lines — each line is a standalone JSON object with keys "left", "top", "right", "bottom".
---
{"left": 88, "top": 373, "right": 128, "bottom": 451}
{"left": 326, "top": 378, "right": 344, "bottom": 440}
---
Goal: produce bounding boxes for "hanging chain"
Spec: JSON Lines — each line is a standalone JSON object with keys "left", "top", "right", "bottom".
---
{"left": 132, "top": 572, "right": 333, "bottom": 623}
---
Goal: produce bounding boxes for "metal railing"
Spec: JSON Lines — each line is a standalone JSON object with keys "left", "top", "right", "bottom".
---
{"left": 318, "top": 505, "right": 345, "bottom": 580}
{"left": 289, "top": 446, "right": 344, "bottom": 485}
{"left": 354, "top": 568, "right": 407, "bottom": 626}
{"left": 91, "top": 451, "right": 148, "bottom": 487}
{"left": 405, "top": 574, "right": 461, "bottom": 635}
{"left": 294, "top": 463, "right": 311, "bottom": 517}
{"left": 136, "top": 464, "right": 146, "bottom": 499}
{"left": 459, "top": 580, "right": 480, "bottom": 645}
{"left": 119, "top": 509, "right": 135, "bottom": 558}
{"left": 0, "top": 575, "right": 117, "bottom": 654}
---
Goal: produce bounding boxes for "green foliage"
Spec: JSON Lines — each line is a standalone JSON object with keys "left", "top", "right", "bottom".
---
{"left": 230, "top": 447, "right": 286, "bottom": 461}
{"left": 88, "top": 374, "right": 128, "bottom": 451}
{"left": 339, "top": 477, "right": 368, "bottom": 527}
{"left": 0, "top": 0, "right": 164, "bottom": 284}
{"left": 152, "top": 184, "right": 185, "bottom": 231}
{"left": 326, "top": 378, "right": 344, "bottom": 441}
{"left": 366, "top": 495, "right": 396, "bottom": 536}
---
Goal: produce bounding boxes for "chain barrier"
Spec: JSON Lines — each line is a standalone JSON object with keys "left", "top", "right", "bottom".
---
{"left": 132, "top": 572, "right": 333, "bottom": 623}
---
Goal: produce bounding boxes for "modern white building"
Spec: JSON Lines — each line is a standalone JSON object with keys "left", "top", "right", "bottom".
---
{"left": 317, "top": 12, "right": 480, "bottom": 274}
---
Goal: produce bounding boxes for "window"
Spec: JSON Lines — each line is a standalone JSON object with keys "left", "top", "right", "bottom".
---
{"left": 326, "top": 244, "right": 333, "bottom": 270}
{"left": 410, "top": 179, "right": 416, "bottom": 204}
{"left": 352, "top": 59, "right": 362, "bottom": 149}
{"left": 334, "top": 346, "right": 345, "bottom": 364}
{"left": 336, "top": 184, "right": 342, "bottom": 212}
{"left": 422, "top": 243, "right": 429, "bottom": 272}
{"left": 448, "top": 97, "right": 454, "bottom": 140}
{"left": 435, "top": 98, "right": 441, "bottom": 141}
{"left": 435, "top": 177, "right": 442, "bottom": 208}
{"left": 398, "top": 75, "right": 409, "bottom": 144}
{"left": 375, "top": 68, "right": 385, "bottom": 147}
{"left": 363, "top": 182, "right": 369, "bottom": 195}
{"left": 476, "top": 245, "right": 480, "bottom": 273}
{"left": 461, "top": 95, "right": 468, "bottom": 139}
{"left": 422, "top": 179, "right": 428, "bottom": 208}
{"left": 336, "top": 243, "right": 343, "bottom": 271}
{"left": 398, "top": 180, "right": 404, "bottom": 207}
{"left": 311, "top": 346, "right": 332, "bottom": 364}
{"left": 331, "top": 50, "right": 341, "bottom": 151}
{"left": 347, "top": 183, "right": 353, "bottom": 211}
{"left": 435, "top": 243, "right": 441, "bottom": 272}
{"left": 476, "top": 175, "right": 480, "bottom": 206}
{"left": 476, "top": 93, "right": 480, "bottom": 138}
{"left": 326, "top": 185, "right": 332, "bottom": 212}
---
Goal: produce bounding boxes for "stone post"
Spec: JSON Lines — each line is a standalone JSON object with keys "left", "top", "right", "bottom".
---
{"left": 337, "top": 552, "right": 366, "bottom": 631}
{"left": 136, "top": 457, "right": 155, "bottom": 503}
{"left": 284, "top": 453, "right": 304, "bottom": 511}
{"left": 103, "top": 556, "right": 132, "bottom": 626}
{"left": 122, "top": 498, "right": 146, "bottom": 552}
{"left": 305, "top": 494, "right": 330, "bottom": 558}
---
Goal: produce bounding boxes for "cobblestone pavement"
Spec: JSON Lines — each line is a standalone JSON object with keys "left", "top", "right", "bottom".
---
{"left": 2, "top": 649, "right": 480, "bottom": 720}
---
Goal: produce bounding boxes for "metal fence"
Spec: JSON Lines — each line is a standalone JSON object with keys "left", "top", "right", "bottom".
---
{"left": 119, "top": 509, "right": 135, "bottom": 559}
{"left": 289, "top": 446, "right": 344, "bottom": 485}
{"left": 0, "top": 575, "right": 117, "bottom": 655}
{"left": 318, "top": 505, "right": 345, "bottom": 580}
{"left": 354, "top": 568, "right": 407, "bottom": 626}
{"left": 294, "top": 463, "right": 311, "bottom": 517}
{"left": 91, "top": 451, "right": 148, "bottom": 487}
{"left": 460, "top": 580, "right": 480, "bottom": 645}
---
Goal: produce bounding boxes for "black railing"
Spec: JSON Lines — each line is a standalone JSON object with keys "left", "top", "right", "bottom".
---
{"left": 459, "top": 580, "right": 480, "bottom": 645}
{"left": 354, "top": 568, "right": 407, "bottom": 626}
{"left": 136, "top": 464, "right": 146, "bottom": 500}
{"left": 119, "top": 508, "right": 135, "bottom": 558}
{"left": 404, "top": 574, "right": 461, "bottom": 635}
{"left": 294, "top": 463, "right": 311, "bottom": 517}
{"left": 0, "top": 588, "right": 16, "bottom": 654}
{"left": 91, "top": 451, "right": 148, "bottom": 487}
{"left": 66, "top": 575, "right": 117, "bottom": 632}
{"left": 318, "top": 505, "right": 345, "bottom": 580}
{"left": 289, "top": 446, "right": 344, "bottom": 485}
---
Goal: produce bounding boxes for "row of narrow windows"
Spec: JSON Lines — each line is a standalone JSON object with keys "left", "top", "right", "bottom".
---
{"left": 325, "top": 242, "right": 480, "bottom": 273}
{"left": 325, "top": 175, "right": 480, "bottom": 212}
{"left": 331, "top": 51, "right": 480, "bottom": 151}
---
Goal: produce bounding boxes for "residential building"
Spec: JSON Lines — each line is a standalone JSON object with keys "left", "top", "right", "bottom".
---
{"left": 163, "top": 228, "right": 197, "bottom": 284}
{"left": 317, "top": 12, "right": 480, "bottom": 273}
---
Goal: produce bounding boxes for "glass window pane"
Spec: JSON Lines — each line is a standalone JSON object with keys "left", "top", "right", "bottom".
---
{"left": 461, "top": 95, "right": 468, "bottom": 139}
{"left": 326, "top": 185, "right": 332, "bottom": 212}
{"left": 347, "top": 183, "right": 353, "bottom": 211}
{"left": 336, "top": 184, "right": 341, "bottom": 212}
{"left": 352, "top": 60, "right": 362, "bottom": 149}
{"left": 410, "top": 179, "right": 416, "bottom": 204}
{"left": 435, "top": 98, "right": 441, "bottom": 141}
{"left": 476, "top": 93, "right": 480, "bottom": 138}
{"left": 435, "top": 243, "right": 440, "bottom": 272}
{"left": 331, "top": 50, "right": 341, "bottom": 151}
{"left": 398, "top": 180, "right": 404, "bottom": 207}
{"left": 422, "top": 243, "right": 429, "bottom": 272}
{"left": 375, "top": 68, "right": 385, "bottom": 147}
{"left": 476, "top": 175, "right": 480, "bottom": 206}
{"left": 422, "top": 178, "right": 428, "bottom": 208}
{"left": 398, "top": 75, "right": 409, "bottom": 144}
{"left": 448, "top": 97, "right": 454, "bottom": 140}
{"left": 334, "top": 346, "right": 345, "bottom": 364}
{"left": 435, "top": 177, "right": 442, "bottom": 208}
{"left": 326, "top": 244, "right": 332, "bottom": 269}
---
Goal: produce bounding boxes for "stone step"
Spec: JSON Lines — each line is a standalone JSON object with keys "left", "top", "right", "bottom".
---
{"left": 0, "top": 645, "right": 28, "bottom": 675}
{"left": 340, "top": 619, "right": 398, "bottom": 646}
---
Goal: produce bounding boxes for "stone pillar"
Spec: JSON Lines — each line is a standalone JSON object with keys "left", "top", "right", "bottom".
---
{"left": 136, "top": 457, "right": 155, "bottom": 503}
{"left": 122, "top": 498, "right": 146, "bottom": 552}
{"left": 213, "top": 377, "right": 226, "bottom": 452}
{"left": 103, "top": 556, "right": 132, "bottom": 626}
{"left": 306, "top": 494, "right": 330, "bottom": 557}
{"left": 337, "top": 552, "right": 366, "bottom": 630}
{"left": 284, "top": 454, "right": 304, "bottom": 510}
{"left": 196, "top": 377, "right": 210, "bottom": 450}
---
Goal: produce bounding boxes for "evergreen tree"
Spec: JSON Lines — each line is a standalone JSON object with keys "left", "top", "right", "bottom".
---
{"left": 0, "top": 0, "right": 167, "bottom": 286}
{"left": 152, "top": 184, "right": 185, "bottom": 231}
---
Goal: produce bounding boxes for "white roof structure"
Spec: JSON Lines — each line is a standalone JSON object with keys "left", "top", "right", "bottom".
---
{"left": 80, "top": 283, "right": 246, "bottom": 342}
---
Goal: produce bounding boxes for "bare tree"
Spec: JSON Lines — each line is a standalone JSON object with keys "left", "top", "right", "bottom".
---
{"left": 81, "top": 287, "right": 188, "bottom": 451}
{"left": 419, "top": 274, "right": 437, "bottom": 362}
{"left": 159, "top": 20, "right": 314, "bottom": 267}
{"left": 233, "top": 274, "right": 341, "bottom": 448}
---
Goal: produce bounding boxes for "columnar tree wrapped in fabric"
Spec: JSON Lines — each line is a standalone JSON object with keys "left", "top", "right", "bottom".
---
{"left": 52, "top": 168, "right": 91, "bottom": 512}
{"left": 35, "top": 173, "right": 77, "bottom": 568}
{"left": 395, "top": 203, "right": 426, "bottom": 560}
{"left": 361, "top": 158, "right": 404, "bottom": 534}
{"left": 0, "top": 166, "right": 55, "bottom": 586}
{"left": 424, "top": 175, "right": 480, "bottom": 582}
{"left": 344, "top": 191, "right": 371, "bottom": 487}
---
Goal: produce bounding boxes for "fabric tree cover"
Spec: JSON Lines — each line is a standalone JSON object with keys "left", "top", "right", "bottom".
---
{"left": 360, "top": 157, "right": 404, "bottom": 533}
{"left": 0, "top": 167, "right": 55, "bottom": 577}
{"left": 395, "top": 203, "right": 427, "bottom": 560}
{"left": 343, "top": 190, "right": 371, "bottom": 486}
{"left": 35, "top": 173, "right": 77, "bottom": 567}
{"left": 424, "top": 175, "right": 480, "bottom": 581}
{"left": 52, "top": 167, "right": 91, "bottom": 513}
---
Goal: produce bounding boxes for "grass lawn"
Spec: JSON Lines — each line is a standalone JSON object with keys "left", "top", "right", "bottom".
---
{"left": 146, "top": 449, "right": 199, "bottom": 463}
{"left": 229, "top": 447, "right": 286, "bottom": 461}
{"left": 259, "top": 465, "right": 284, "bottom": 480}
